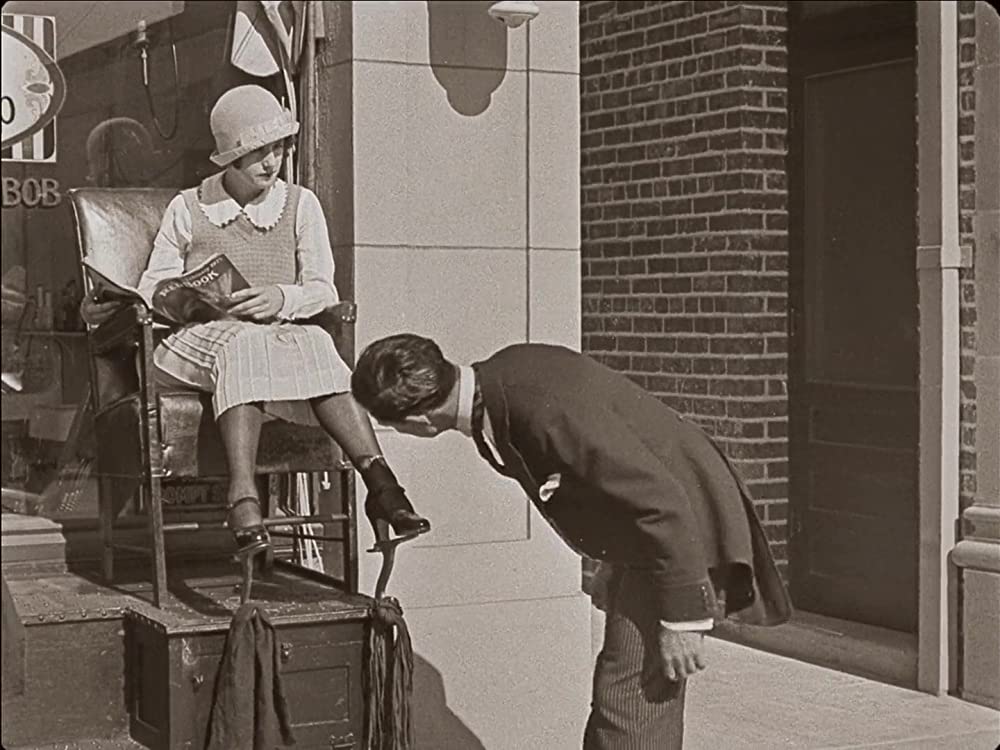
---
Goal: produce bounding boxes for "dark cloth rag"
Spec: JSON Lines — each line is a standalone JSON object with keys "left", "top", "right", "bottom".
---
{"left": 206, "top": 603, "right": 295, "bottom": 750}
{"left": 2, "top": 572, "right": 26, "bottom": 698}
{"left": 366, "top": 596, "right": 414, "bottom": 750}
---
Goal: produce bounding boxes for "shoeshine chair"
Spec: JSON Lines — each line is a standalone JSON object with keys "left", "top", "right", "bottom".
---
{"left": 68, "top": 187, "right": 359, "bottom": 607}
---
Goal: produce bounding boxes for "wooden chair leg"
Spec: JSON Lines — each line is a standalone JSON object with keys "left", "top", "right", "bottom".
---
{"left": 99, "top": 476, "right": 114, "bottom": 584}
{"left": 148, "top": 478, "right": 167, "bottom": 608}
{"left": 344, "top": 470, "right": 358, "bottom": 595}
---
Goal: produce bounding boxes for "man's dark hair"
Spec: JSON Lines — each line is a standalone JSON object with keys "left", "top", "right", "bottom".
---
{"left": 352, "top": 334, "right": 457, "bottom": 422}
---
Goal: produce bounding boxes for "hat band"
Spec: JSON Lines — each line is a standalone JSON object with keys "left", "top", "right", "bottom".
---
{"left": 218, "top": 110, "right": 298, "bottom": 154}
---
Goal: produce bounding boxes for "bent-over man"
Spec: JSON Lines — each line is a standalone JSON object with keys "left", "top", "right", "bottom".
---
{"left": 351, "top": 334, "right": 792, "bottom": 750}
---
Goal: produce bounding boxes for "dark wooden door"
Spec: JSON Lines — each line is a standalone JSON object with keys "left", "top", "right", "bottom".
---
{"left": 788, "top": 4, "right": 919, "bottom": 633}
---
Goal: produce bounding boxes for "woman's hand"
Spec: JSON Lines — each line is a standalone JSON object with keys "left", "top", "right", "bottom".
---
{"left": 79, "top": 294, "right": 123, "bottom": 326}
{"left": 228, "top": 285, "right": 285, "bottom": 321}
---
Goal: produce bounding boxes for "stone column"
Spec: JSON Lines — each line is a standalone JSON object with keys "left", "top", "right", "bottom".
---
{"left": 915, "top": 0, "right": 972, "bottom": 696}
{"left": 314, "top": 3, "right": 591, "bottom": 746}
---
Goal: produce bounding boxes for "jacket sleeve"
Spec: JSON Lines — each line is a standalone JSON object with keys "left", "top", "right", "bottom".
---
{"left": 532, "top": 397, "right": 718, "bottom": 622}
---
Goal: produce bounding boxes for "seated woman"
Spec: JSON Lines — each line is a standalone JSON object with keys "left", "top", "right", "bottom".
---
{"left": 79, "top": 84, "right": 429, "bottom": 561}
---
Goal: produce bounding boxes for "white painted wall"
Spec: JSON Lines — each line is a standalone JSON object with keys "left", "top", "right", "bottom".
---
{"left": 342, "top": 3, "right": 590, "bottom": 747}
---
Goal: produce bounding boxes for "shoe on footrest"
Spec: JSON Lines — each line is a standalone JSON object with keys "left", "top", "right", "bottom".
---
{"left": 386, "top": 509, "right": 430, "bottom": 538}
{"left": 226, "top": 496, "right": 271, "bottom": 557}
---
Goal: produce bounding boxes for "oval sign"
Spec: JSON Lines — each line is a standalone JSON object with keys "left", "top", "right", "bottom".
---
{"left": 1, "top": 22, "right": 66, "bottom": 150}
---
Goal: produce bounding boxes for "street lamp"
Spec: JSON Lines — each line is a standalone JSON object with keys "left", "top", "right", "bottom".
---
{"left": 488, "top": 1, "right": 540, "bottom": 29}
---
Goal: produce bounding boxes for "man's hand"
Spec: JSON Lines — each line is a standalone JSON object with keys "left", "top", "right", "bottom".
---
{"left": 79, "top": 295, "right": 124, "bottom": 326}
{"left": 587, "top": 561, "right": 616, "bottom": 613}
{"left": 656, "top": 625, "right": 707, "bottom": 681}
{"left": 228, "top": 286, "right": 284, "bottom": 321}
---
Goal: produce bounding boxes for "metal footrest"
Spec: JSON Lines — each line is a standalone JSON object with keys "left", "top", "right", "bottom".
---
{"left": 116, "top": 513, "right": 351, "bottom": 533}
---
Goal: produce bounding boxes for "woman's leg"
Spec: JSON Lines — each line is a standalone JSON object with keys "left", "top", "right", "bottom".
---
{"left": 311, "top": 392, "right": 429, "bottom": 537}
{"left": 217, "top": 403, "right": 267, "bottom": 543}
{"left": 310, "top": 392, "right": 381, "bottom": 460}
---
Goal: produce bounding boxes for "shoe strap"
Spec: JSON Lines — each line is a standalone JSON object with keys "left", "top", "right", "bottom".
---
{"left": 229, "top": 496, "right": 262, "bottom": 512}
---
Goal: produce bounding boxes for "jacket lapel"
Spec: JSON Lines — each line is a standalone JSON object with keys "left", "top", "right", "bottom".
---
{"left": 473, "top": 361, "right": 542, "bottom": 499}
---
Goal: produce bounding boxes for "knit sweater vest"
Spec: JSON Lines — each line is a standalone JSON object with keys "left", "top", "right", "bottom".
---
{"left": 182, "top": 181, "right": 301, "bottom": 287}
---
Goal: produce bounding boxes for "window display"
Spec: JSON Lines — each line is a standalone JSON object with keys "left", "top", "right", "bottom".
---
{"left": 1, "top": 1, "right": 283, "bottom": 522}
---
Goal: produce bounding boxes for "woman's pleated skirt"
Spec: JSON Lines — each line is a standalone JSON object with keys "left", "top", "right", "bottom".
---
{"left": 153, "top": 320, "right": 352, "bottom": 425}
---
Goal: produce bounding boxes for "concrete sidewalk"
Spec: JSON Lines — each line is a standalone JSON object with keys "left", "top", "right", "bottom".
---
{"left": 685, "top": 638, "right": 1000, "bottom": 750}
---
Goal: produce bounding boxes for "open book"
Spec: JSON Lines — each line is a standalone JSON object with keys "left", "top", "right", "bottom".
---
{"left": 82, "top": 253, "right": 250, "bottom": 325}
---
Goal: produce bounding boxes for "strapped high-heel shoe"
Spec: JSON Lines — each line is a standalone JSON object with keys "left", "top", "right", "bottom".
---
{"left": 227, "top": 496, "right": 270, "bottom": 556}
{"left": 227, "top": 497, "right": 271, "bottom": 603}
{"left": 364, "top": 491, "right": 430, "bottom": 600}
{"left": 365, "top": 493, "right": 431, "bottom": 551}
{"left": 361, "top": 456, "right": 430, "bottom": 552}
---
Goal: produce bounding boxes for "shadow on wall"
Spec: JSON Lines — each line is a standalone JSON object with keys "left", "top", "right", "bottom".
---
{"left": 427, "top": 1, "right": 507, "bottom": 116}
{"left": 413, "top": 653, "right": 487, "bottom": 749}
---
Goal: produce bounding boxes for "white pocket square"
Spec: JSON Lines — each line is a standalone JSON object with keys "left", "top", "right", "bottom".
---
{"left": 539, "top": 473, "right": 562, "bottom": 502}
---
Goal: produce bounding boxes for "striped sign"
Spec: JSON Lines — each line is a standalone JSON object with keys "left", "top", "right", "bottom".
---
{"left": 2, "top": 14, "right": 59, "bottom": 163}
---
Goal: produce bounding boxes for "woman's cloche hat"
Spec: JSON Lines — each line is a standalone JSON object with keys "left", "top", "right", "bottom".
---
{"left": 209, "top": 85, "right": 299, "bottom": 167}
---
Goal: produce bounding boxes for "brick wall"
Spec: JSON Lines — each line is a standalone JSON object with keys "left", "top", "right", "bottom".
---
{"left": 957, "top": 0, "right": 977, "bottom": 511}
{"left": 579, "top": 1, "right": 791, "bottom": 570}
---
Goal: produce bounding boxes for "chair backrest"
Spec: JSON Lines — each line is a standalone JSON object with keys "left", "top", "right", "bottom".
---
{"left": 67, "top": 188, "right": 177, "bottom": 290}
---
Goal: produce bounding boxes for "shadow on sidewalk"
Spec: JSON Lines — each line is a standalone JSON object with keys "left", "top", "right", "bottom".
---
{"left": 413, "top": 653, "right": 486, "bottom": 750}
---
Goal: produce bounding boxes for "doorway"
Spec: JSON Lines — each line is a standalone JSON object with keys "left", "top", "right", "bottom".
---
{"left": 788, "top": 2, "right": 919, "bottom": 633}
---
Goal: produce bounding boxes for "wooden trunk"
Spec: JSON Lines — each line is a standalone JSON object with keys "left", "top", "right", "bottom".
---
{"left": 121, "top": 563, "right": 373, "bottom": 750}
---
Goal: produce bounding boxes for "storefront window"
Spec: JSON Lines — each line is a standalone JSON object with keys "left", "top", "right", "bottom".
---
{"left": 1, "top": 1, "right": 282, "bottom": 523}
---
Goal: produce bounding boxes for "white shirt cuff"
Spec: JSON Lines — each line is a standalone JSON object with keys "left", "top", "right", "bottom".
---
{"left": 276, "top": 284, "right": 299, "bottom": 319}
{"left": 659, "top": 618, "right": 714, "bottom": 632}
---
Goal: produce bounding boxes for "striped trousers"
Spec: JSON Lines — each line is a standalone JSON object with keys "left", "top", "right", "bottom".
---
{"left": 584, "top": 566, "right": 687, "bottom": 750}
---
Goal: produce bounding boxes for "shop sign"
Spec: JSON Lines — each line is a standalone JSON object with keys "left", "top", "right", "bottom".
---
{"left": 2, "top": 177, "right": 62, "bottom": 207}
{"left": 1, "top": 14, "right": 64, "bottom": 162}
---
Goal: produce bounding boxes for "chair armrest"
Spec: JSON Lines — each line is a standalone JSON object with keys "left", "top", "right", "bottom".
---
{"left": 89, "top": 301, "right": 153, "bottom": 355}
{"left": 88, "top": 302, "right": 156, "bottom": 411}
{"left": 305, "top": 301, "right": 357, "bottom": 338}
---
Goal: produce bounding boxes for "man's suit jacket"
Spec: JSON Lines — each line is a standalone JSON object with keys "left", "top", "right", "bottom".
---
{"left": 473, "top": 343, "right": 792, "bottom": 625}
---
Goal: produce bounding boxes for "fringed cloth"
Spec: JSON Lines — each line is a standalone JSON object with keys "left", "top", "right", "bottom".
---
{"left": 206, "top": 603, "right": 296, "bottom": 750}
{"left": 366, "top": 597, "right": 415, "bottom": 750}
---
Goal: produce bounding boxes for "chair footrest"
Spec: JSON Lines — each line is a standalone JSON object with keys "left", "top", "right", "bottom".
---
{"left": 268, "top": 531, "right": 345, "bottom": 542}
{"left": 261, "top": 514, "right": 349, "bottom": 528}
{"left": 145, "top": 514, "right": 349, "bottom": 534}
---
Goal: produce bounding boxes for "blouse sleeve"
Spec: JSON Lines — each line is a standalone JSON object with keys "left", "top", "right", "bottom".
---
{"left": 136, "top": 194, "right": 192, "bottom": 307}
{"left": 277, "top": 187, "right": 338, "bottom": 320}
